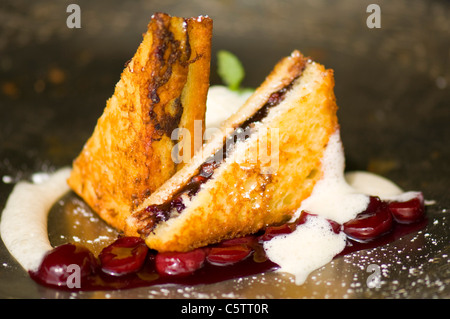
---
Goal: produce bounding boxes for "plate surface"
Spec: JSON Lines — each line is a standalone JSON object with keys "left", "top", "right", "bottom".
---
{"left": 0, "top": 0, "right": 449, "bottom": 299}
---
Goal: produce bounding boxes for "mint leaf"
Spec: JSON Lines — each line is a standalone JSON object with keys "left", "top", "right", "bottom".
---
{"left": 217, "top": 50, "right": 245, "bottom": 91}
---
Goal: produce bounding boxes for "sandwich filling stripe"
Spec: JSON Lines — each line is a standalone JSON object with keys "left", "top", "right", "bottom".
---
{"left": 147, "top": 14, "right": 190, "bottom": 139}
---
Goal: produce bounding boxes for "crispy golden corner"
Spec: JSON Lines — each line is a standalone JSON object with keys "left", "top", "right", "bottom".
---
{"left": 67, "top": 13, "right": 212, "bottom": 232}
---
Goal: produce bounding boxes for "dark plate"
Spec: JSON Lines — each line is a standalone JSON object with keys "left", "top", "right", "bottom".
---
{"left": 0, "top": 0, "right": 449, "bottom": 298}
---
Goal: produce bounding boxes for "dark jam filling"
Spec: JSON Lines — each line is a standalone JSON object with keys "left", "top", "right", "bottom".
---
{"left": 135, "top": 83, "right": 295, "bottom": 237}
{"left": 29, "top": 193, "right": 427, "bottom": 291}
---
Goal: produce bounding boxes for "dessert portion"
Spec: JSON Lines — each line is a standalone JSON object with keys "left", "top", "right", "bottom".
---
{"left": 0, "top": 13, "right": 429, "bottom": 292}
{"left": 125, "top": 50, "right": 339, "bottom": 252}
{"left": 67, "top": 13, "right": 212, "bottom": 233}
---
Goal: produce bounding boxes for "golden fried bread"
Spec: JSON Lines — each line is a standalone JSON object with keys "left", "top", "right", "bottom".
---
{"left": 125, "top": 51, "right": 339, "bottom": 252}
{"left": 68, "top": 13, "right": 212, "bottom": 232}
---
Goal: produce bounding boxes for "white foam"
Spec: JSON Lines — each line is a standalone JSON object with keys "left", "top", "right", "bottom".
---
{"left": 344, "top": 171, "right": 404, "bottom": 199}
{"left": 264, "top": 214, "right": 347, "bottom": 285}
{"left": 0, "top": 167, "right": 71, "bottom": 271}
{"left": 295, "top": 130, "right": 370, "bottom": 224}
{"left": 264, "top": 130, "right": 411, "bottom": 285}
{"left": 205, "top": 85, "right": 252, "bottom": 130}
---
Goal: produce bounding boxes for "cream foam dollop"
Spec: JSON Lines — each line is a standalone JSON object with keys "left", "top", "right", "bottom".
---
{"left": 205, "top": 85, "right": 252, "bottom": 130}
{"left": 264, "top": 214, "right": 347, "bottom": 285}
{"left": 294, "top": 130, "right": 371, "bottom": 225}
{"left": 263, "top": 130, "right": 415, "bottom": 285}
{"left": 0, "top": 167, "right": 71, "bottom": 271}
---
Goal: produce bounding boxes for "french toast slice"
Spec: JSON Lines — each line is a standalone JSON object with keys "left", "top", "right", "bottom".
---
{"left": 68, "top": 13, "right": 212, "bottom": 232}
{"left": 125, "top": 51, "right": 339, "bottom": 252}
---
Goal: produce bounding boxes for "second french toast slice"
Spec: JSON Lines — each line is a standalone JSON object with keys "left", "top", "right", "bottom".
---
{"left": 68, "top": 13, "right": 212, "bottom": 232}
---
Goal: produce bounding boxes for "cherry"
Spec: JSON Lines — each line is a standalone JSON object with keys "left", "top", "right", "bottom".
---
{"left": 295, "top": 211, "right": 312, "bottom": 225}
{"left": 388, "top": 193, "right": 425, "bottom": 224}
{"left": 206, "top": 244, "right": 252, "bottom": 266}
{"left": 343, "top": 196, "right": 393, "bottom": 242}
{"left": 99, "top": 237, "right": 148, "bottom": 276}
{"left": 259, "top": 223, "right": 296, "bottom": 241}
{"left": 155, "top": 248, "right": 206, "bottom": 277}
{"left": 219, "top": 236, "right": 257, "bottom": 247}
{"left": 190, "top": 175, "right": 207, "bottom": 184}
{"left": 259, "top": 212, "right": 342, "bottom": 241}
{"left": 258, "top": 213, "right": 310, "bottom": 242}
{"left": 295, "top": 212, "right": 342, "bottom": 234}
{"left": 145, "top": 204, "right": 167, "bottom": 223}
{"left": 199, "top": 161, "right": 218, "bottom": 178}
{"left": 170, "top": 196, "right": 186, "bottom": 213}
{"left": 30, "top": 243, "right": 98, "bottom": 288}
{"left": 327, "top": 219, "right": 342, "bottom": 234}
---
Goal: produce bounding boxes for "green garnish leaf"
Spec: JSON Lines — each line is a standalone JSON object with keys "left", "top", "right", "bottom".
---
{"left": 217, "top": 50, "right": 245, "bottom": 91}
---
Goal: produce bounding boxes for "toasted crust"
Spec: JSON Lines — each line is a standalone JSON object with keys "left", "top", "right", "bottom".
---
{"left": 125, "top": 51, "right": 309, "bottom": 212}
{"left": 67, "top": 13, "right": 212, "bottom": 232}
{"left": 125, "top": 51, "right": 339, "bottom": 252}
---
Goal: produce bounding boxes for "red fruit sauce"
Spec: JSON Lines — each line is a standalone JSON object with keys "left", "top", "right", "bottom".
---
{"left": 98, "top": 236, "right": 148, "bottom": 276}
{"left": 29, "top": 193, "right": 427, "bottom": 291}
